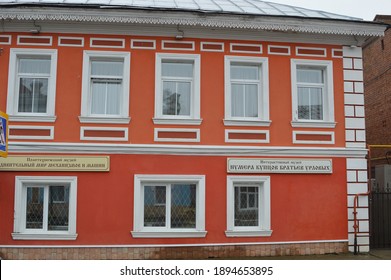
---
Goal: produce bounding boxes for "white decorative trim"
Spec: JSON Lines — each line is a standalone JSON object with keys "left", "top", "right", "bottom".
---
{"left": 161, "top": 40, "right": 195, "bottom": 51}
{"left": 17, "top": 35, "right": 52, "bottom": 46}
{"left": 11, "top": 233, "right": 78, "bottom": 240}
{"left": 230, "top": 43, "right": 262, "bottom": 54}
{"left": 226, "top": 175, "right": 271, "bottom": 237}
{"left": 8, "top": 142, "right": 369, "bottom": 157}
{"left": 58, "top": 36, "right": 84, "bottom": 47}
{"left": 131, "top": 231, "right": 207, "bottom": 238}
{"left": 267, "top": 45, "right": 291, "bottom": 55}
{"left": 223, "top": 119, "right": 272, "bottom": 127}
{"left": 0, "top": 9, "right": 385, "bottom": 37}
{"left": 8, "top": 115, "right": 57, "bottom": 123}
{"left": 154, "top": 128, "right": 200, "bottom": 143}
{"left": 225, "top": 129, "right": 269, "bottom": 143}
{"left": 201, "top": 42, "right": 224, "bottom": 52}
{"left": 78, "top": 116, "right": 131, "bottom": 124}
{"left": 13, "top": 176, "right": 77, "bottom": 241}
{"left": 332, "top": 49, "right": 343, "bottom": 58}
{"left": 80, "top": 50, "right": 131, "bottom": 120}
{"left": 90, "top": 37, "right": 125, "bottom": 48}
{"left": 295, "top": 47, "right": 327, "bottom": 57}
{"left": 9, "top": 125, "right": 54, "bottom": 140}
{"left": 154, "top": 53, "right": 201, "bottom": 121}
{"left": 152, "top": 118, "right": 202, "bottom": 126}
{"left": 224, "top": 56, "right": 269, "bottom": 123}
{"left": 132, "top": 174, "right": 206, "bottom": 238}
{"left": 7, "top": 48, "right": 58, "bottom": 120}
{"left": 80, "top": 127, "right": 128, "bottom": 141}
{"left": 291, "top": 59, "right": 335, "bottom": 124}
{"left": 291, "top": 121, "right": 337, "bottom": 128}
{"left": 131, "top": 39, "right": 156, "bottom": 49}
{"left": 0, "top": 35, "right": 12, "bottom": 45}
{"left": 293, "top": 131, "right": 335, "bottom": 144}
{"left": 225, "top": 230, "right": 273, "bottom": 237}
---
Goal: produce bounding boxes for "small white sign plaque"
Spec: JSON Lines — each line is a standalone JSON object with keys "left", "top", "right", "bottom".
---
{"left": 227, "top": 158, "right": 332, "bottom": 174}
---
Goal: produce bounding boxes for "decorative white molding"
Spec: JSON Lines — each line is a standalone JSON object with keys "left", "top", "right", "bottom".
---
{"left": 131, "top": 39, "right": 156, "bottom": 49}
{"left": 90, "top": 37, "right": 125, "bottom": 48}
{"left": 0, "top": 35, "right": 12, "bottom": 45}
{"left": 201, "top": 42, "right": 224, "bottom": 52}
{"left": 9, "top": 125, "right": 54, "bottom": 140}
{"left": 225, "top": 129, "right": 270, "bottom": 144}
{"left": 80, "top": 126, "right": 129, "bottom": 141}
{"left": 8, "top": 142, "right": 368, "bottom": 157}
{"left": 154, "top": 128, "right": 200, "bottom": 143}
{"left": 293, "top": 131, "right": 335, "bottom": 145}
{"left": 0, "top": 8, "right": 385, "bottom": 37}
{"left": 58, "top": 36, "right": 84, "bottom": 47}
{"left": 17, "top": 35, "right": 52, "bottom": 46}
{"left": 225, "top": 230, "right": 273, "bottom": 237}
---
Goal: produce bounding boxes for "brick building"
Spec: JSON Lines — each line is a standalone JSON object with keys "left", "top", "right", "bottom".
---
{"left": 0, "top": 1, "right": 387, "bottom": 259}
{"left": 363, "top": 15, "right": 391, "bottom": 165}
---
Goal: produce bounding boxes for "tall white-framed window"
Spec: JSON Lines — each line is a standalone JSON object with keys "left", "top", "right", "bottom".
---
{"left": 7, "top": 48, "right": 58, "bottom": 122}
{"left": 153, "top": 53, "right": 201, "bottom": 125}
{"left": 226, "top": 176, "right": 272, "bottom": 237}
{"left": 291, "top": 59, "right": 335, "bottom": 128}
{"left": 132, "top": 174, "right": 206, "bottom": 238}
{"left": 80, "top": 51, "right": 130, "bottom": 124}
{"left": 12, "top": 176, "right": 77, "bottom": 240}
{"left": 224, "top": 56, "right": 270, "bottom": 127}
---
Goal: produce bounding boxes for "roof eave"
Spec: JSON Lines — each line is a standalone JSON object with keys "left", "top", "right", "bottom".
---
{"left": 0, "top": 6, "right": 387, "bottom": 37}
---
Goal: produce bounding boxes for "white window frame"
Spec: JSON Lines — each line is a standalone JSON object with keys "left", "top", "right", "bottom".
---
{"left": 291, "top": 59, "right": 335, "bottom": 128}
{"left": 132, "top": 174, "right": 206, "bottom": 238}
{"left": 7, "top": 48, "right": 58, "bottom": 122}
{"left": 80, "top": 50, "right": 131, "bottom": 124}
{"left": 224, "top": 56, "right": 270, "bottom": 127}
{"left": 226, "top": 176, "right": 272, "bottom": 237}
{"left": 153, "top": 53, "right": 202, "bottom": 125}
{"left": 12, "top": 176, "right": 77, "bottom": 240}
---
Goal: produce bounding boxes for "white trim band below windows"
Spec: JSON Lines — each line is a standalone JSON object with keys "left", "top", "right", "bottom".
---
{"left": 8, "top": 142, "right": 368, "bottom": 157}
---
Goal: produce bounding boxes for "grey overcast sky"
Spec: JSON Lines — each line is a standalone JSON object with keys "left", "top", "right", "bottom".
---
{"left": 269, "top": 0, "right": 391, "bottom": 20}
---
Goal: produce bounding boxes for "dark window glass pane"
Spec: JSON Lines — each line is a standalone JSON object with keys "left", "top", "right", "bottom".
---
{"left": 171, "top": 184, "right": 196, "bottom": 229}
{"left": 26, "top": 187, "right": 44, "bottom": 229}
{"left": 144, "top": 186, "right": 166, "bottom": 227}
{"left": 234, "top": 186, "right": 259, "bottom": 227}
{"left": 48, "top": 186, "right": 70, "bottom": 231}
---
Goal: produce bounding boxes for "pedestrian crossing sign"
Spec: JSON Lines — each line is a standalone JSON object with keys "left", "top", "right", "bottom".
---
{"left": 0, "top": 111, "right": 8, "bottom": 158}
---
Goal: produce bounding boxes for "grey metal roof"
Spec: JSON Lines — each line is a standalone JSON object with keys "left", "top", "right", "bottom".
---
{"left": 0, "top": 0, "right": 362, "bottom": 21}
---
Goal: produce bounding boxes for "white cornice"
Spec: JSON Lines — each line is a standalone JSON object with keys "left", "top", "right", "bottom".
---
{"left": 8, "top": 142, "right": 367, "bottom": 158}
{"left": 0, "top": 7, "right": 386, "bottom": 37}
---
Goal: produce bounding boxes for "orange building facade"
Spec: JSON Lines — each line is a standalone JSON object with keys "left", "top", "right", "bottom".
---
{"left": 0, "top": 1, "right": 387, "bottom": 259}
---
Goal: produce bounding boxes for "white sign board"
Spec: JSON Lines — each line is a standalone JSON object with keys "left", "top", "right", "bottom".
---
{"left": 227, "top": 158, "right": 332, "bottom": 174}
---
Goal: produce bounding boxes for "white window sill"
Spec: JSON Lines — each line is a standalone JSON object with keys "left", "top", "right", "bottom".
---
{"left": 79, "top": 116, "right": 131, "bottom": 124}
{"left": 291, "top": 121, "right": 336, "bottom": 128}
{"left": 224, "top": 119, "right": 272, "bottom": 127}
{"left": 153, "top": 118, "right": 203, "bottom": 126}
{"left": 225, "top": 230, "right": 273, "bottom": 237}
{"left": 131, "top": 230, "right": 207, "bottom": 238}
{"left": 9, "top": 115, "right": 57, "bottom": 123}
{"left": 12, "top": 233, "right": 78, "bottom": 240}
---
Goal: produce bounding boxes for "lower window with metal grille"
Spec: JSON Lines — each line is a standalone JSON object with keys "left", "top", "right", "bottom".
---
{"left": 12, "top": 176, "right": 78, "bottom": 240}
{"left": 226, "top": 176, "right": 272, "bottom": 237}
{"left": 132, "top": 175, "right": 207, "bottom": 238}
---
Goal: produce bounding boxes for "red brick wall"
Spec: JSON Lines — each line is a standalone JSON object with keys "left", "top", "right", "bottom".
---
{"left": 363, "top": 16, "right": 391, "bottom": 159}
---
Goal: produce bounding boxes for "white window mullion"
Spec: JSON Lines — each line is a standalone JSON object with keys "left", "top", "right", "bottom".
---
{"left": 42, "top": 185, "right": 49, "bottom": 232}
{"left": 166, "top": 184, "right": 171, "bottom": 230}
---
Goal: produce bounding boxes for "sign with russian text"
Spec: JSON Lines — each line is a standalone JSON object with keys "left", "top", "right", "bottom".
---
{"left": 227, "top": 158, "right": 332, "bottom": 174}
{"left": 0, "top": 111, "right": 8, "bottom": 158}
{"left": 0, "top": 156, "right": 110, "bottom": 172}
